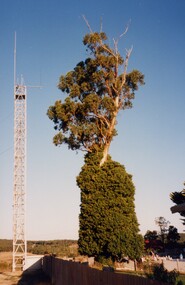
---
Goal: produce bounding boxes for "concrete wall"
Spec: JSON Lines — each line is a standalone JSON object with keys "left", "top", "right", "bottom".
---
{"left": 24, "top": 255, "right": 43, "bottom": 271}
{"left": 162, "top": 259, "right": 185, "bottom": 273}
{"left": 116, "top": 258, "right": 185, "bottom": 273}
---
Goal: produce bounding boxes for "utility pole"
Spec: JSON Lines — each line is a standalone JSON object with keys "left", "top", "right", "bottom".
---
{"left": 13, "top": 33, "right": 27, "bottom": 271}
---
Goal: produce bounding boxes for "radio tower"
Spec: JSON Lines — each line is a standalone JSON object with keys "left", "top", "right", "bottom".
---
{"left": 13, "top": 33, "right": 27, "bottom": 271}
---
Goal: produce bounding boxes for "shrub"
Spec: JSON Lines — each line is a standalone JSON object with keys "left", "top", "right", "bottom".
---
{"left": 148, "top": 263, "right": 179, "bottom": 285}
{"left": 177, "top": 280, "right": 184, "bottom": 285}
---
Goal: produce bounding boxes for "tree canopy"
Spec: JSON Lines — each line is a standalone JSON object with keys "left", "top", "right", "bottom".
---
{"left": 47, "top": 30, "right": 144, "bottom": 165}
{"left": 170, "top": 182, "right": 185, "bottom": 205}
{"left": 166, "top": 225, "right": 180, "bottom": 245}
{"left": 155, "top": 217, "right": 170, "bottom": 244}
{"left": 170, "top": 182, "right": 185, "bottom": 225}
{"left": 144, "top": 230, "right": 158, "bottom": 241}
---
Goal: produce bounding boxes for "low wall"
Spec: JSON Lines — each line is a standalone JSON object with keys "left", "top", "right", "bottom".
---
{"left": 162, "top": 259, "right": 185, "bottom": 273}
{"left": 116, "top": 258, "right": 185, "bottom": 273}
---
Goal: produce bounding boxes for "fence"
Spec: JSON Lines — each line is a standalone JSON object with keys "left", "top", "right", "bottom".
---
{"left": 42, "top": 255, "right": 165, "bottom": 285}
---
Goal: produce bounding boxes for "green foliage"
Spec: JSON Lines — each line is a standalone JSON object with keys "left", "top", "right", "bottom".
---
{"left": 177, "top": 280, "right": 184, "bottom": 285}
{"left": 147, "top": 263, "right": 179, "bottom": 285}
{"left": 144, "top": 230, "right": 158, "bottom": 241}
{"left": 47, "top": 27, "right": 144, "bottom": 264}
{"left": 0, "top": 239, "right": 78, "bottom": 257}
{"left": 144, "top": 230, "right": 163, "bottom": 252}
{"left": 170, "top": 182, "right": 185, "bottom": 205}
{"left": 77, "top": 153, "right": 144, "bottom": 261}
{"left": 155, "top": 216, "right": 170, "bottom": 244}
{"left": 171, "top": 191, "right": 185, "bottom": 205}
{"left": 177, "top": 273, "right": 185, "bottom": 285}
{"left": 47, "top": 31, "right": 144, "bottom": 154}
{"left": 167, "top": 226, "right": 180, "bottom": 246}
{"left": 170, "top": 182, "right": 185, "bottom": 226}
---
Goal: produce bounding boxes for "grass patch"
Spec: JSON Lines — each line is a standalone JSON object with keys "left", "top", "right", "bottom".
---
{"left": 0, "top": 261, "right": 12, "bottom": 272}
{"left": 178, "top": 274, "right": 185, "bottom": 284}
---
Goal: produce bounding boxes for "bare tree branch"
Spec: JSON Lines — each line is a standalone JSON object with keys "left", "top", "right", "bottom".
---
{"left": 120, "top": 46, "right": 133, "bottom": 89}
{"left": 101, "top": 43, "right": 117, "bottom": 59}
{"left": 120, "top": 19, "right": 131, "bottom": 38}
{"left": 100, "top": 16, "right": 103, "bottom": 33}
{"left": 113, "top": 38, "right": 119, "bottom": 55}
{"left": 82, "top": 15, "right": 93, "bottom": 33}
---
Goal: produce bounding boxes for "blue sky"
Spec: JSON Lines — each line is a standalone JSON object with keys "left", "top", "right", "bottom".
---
{"left": 0, "top": 0, "right": 185, "bottom": 240}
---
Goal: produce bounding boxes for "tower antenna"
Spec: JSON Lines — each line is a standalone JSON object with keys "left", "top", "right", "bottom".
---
{"left": 13, "top": 33, "right": 27, "bottom": 271}
{"left": 14, "top": 32, "right": 16, "bottom": 87}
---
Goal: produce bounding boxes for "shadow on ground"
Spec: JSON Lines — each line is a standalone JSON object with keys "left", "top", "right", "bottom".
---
{"left": 17, "top": 269, "right": 51, "bottom": 285}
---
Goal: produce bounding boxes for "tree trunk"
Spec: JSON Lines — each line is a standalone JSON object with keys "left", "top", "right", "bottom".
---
{"left": 100, "top": 143, "right": 110, "bottom": 166}
{"left": 99, "top": 98, "right": 119, "bottom": 167}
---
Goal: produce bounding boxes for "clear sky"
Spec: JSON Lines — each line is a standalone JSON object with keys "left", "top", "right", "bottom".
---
{"left": 0, "top": 0, "right": 185, "bottom": 240}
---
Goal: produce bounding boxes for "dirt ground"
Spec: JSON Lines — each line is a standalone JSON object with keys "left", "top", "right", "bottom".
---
{"left": 0, "top": 270, "right": 51, "bottom": 285}
{"left": 0, "top": 252, "right": 51, "bottom": 285}
{"left": 0, "top": 271, "right": 21, "bottom": 285}
{"left": 0, "top": 252, "right": 12, "bottom": 264}
{"left": 0, "top": 252, "right": 20, "bottom": 284}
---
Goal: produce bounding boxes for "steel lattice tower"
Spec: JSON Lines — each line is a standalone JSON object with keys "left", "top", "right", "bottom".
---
{"left": 13, "top": 81, "right": 27, "bottom": 271}
{"left": 13, "top": 34, "right": 27, "bottom": 271}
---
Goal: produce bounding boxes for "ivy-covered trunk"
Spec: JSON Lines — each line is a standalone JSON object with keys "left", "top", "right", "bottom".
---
{"left": 77, "top": 153, "right": 144, "bottom": 261}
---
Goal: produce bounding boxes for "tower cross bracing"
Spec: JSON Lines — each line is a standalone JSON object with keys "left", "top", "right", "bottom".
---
{"left": 13, "top": 82, "right": 27, "bottom": 271}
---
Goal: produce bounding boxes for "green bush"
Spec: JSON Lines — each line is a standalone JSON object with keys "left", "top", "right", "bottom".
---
{"left": 148, "top": 263, "right": 179, "bottom": 285}
{"left": 177, "top": 280, "right": 184, "bottom": 285}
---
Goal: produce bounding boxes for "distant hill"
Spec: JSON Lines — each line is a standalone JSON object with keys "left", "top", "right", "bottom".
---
{"left": 28, "top": 239, "right": 78, "bottom": 257}
{"left": 1, "top": 234, "right": 185, "bottom": 257}
{"left": 0, "top": 239, "right": 12, "bottom": 252}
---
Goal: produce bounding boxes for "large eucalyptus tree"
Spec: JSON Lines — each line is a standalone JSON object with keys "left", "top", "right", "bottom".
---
{"left": 48, "top": 26, "right": 144, "bottom": 261}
